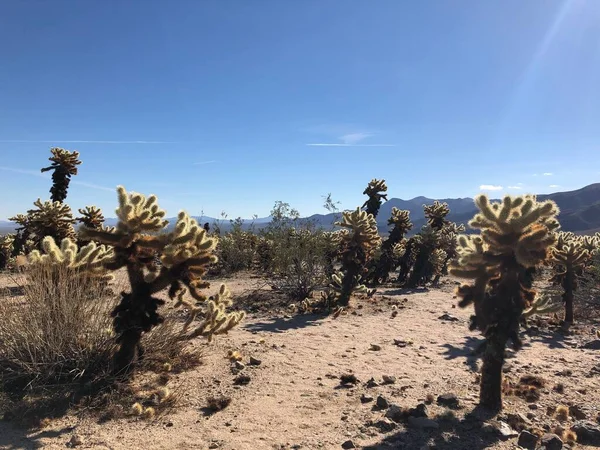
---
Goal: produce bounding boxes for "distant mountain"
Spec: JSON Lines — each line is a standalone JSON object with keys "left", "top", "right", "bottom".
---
{"left": 2, "top": 183, "right": 599, "bottom": 236}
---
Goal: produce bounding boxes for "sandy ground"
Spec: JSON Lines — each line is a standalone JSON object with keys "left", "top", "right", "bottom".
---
{"left": 0, "top": 273, "right": 599, "bottom": 450}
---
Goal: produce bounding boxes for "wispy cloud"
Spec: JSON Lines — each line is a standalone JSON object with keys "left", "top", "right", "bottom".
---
{"left": 480, "top": 184, "right": 504, "bottom": 191}
{"left": 543, "top": 172, "right": 553, "bottom": 176}
{"left": 306, "top": 143, "right": 396, "bottom": 147}
{"left": 0, "top": 140, "right": 183, "bottom": 144}
{"left": 339, "top": 132, "right": 372, "bottom": 145}
{"left": 0, "top": 166, "right": 113, "bottom": 192}
{"left": 549, "top": 184, "right": 560, "bottom": 188}
{"left": 507, "top": 185, "right": 522, "bottom": 189}
{"left": 193, "top": 160, "right": 218, "bottom": 165}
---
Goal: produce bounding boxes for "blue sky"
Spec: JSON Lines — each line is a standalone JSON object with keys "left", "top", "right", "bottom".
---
{"left": 1, "top": 0, "right": 599, "bottom": 220}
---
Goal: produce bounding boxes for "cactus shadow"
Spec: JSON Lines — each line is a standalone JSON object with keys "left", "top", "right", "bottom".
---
{"left": 382, "top": 287, "right": 429, "bottom": 296}
{"left": 524, "top": 327, "right": 569, "bottom": 350}
{"left": 362, "top": 404, "right": 501, "bottom": 450}
{"left": 440, "top": 336, "right": 486, "bottom": 373}
{"left": 243, "top": 312, "right": 327, "bottom": 333}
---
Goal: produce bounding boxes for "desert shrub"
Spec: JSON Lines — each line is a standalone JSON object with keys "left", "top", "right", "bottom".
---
{"left": 212, "top": 219, "right": 258, "bottom": 275}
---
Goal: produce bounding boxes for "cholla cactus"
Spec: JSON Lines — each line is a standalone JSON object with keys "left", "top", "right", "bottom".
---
{"left": 330, "top": 207, "right": 381, "bottom": 306}
{"left": 548, "top": 231, "right": 598, "bottom": 325}
{"left": 522, "top": 293, "right": 563, "bottom": 319}
{"left": 40, "top": 148, "right": 82, "bottom": 203}
{"left": 404, "top": 225, "right": 442, "bottom": 288}
{"left": 362, "top": 179, "right": 388, "bottom": 218}
{"left": 424, "top": 200, "right": 451, "bottom": 230}
{"left": 76, "top": 206, "right": 105, "bottom": 230}
{"left": 368, "top": 208, "right": 413, "bottom": 284}
{"left": 429, "top": 248, "right": 447, "bottom": 277}
{"left": 80, "top": 186, "right": 245, "bottom": 378}
{"left": 10, "top": 199, "right": 77, "bottom": 250}
{"left": 449, "top": 194, "right": 559, "bottom": 410}
{"left": 0, "top": 234, "right": 15, "bottom": 270}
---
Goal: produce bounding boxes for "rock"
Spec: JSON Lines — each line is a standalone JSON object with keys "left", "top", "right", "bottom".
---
{"left": 341, "top": 440, "right": 356, "bottom": 449}
{"left": 438, "top": 313, "right": 459, "bottom": 322}
{"left": 571, "top": 421, "right": 600, "bottom": 445}
{"left": 234, "top": 361, "right": 245, "bottom": 371}
{"left": 373, "top": 418, "right": 397, "bottom": 432}
{"left": 408, "top": 403, "right": 428, "bottom": 418}
{"left": 517, "top": 430, "right": 538, "bottom": 450}
{"left": 408, "top": 416, "right": 439, "bottom": 429}
{"left": 370, "top": 344, "right": 382, "bottom": 351}
{"left": 483, "top": 421, "right": 518, "bottom": 439}
{"left": 68, "top": 435, "right": 83, "bottom": 447}
{"left": 540, "top": 433, "right": 563, "bottom": 450}
{"left": 582, "top": 339, "right": 600, "bottom": 349}
{"left": 436, "top": 393, "right": 459, "bottom": 409}
{"left": 505, "top": 412, "right": 531, "bottom": 431}
{"left": 381, "top": 375, "right": 396, "bottom": 385}
{"left": 385, "top": 405, "right": 406, "bottom": 423}
{"left": 568, "top": 405, "right": 587, "bottom": 420}
{"left": 393, "top": 339, "right": 411, "bottom": 347}
{"left": 529, "top": 404, "right": 539, "bottom": 410}
{"left": 365, "top": 378, "right": 378, "bottom": 388}
{"left": 249, "top": 356, "right": 262, "bottom": 366}
{"left": 360, "top": 394, "right": 374, "bottom": 404}
{"left": 376, "top": 395, "right": 390, "bottom": 409}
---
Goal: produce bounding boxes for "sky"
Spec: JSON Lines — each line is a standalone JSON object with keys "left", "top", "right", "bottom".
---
{"left": 1, "top": 0, "right": 600, "bottom": 221}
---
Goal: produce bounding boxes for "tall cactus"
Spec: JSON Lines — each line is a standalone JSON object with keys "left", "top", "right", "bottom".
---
{"left": 79, "top": 186, "right": 245, "bottom": 378}
{"left": 368, "top": 207, "right": 413, "bottom": 284}
{"left": 40, "top": 148, "right": 82, "bottom": 203}
{"left": 548, "top": 232, "right": 598, "bottom": 325}
{"left": 0, "top": 234, "right": 15, "bottom": 270}
{"left": 330, "top": 207, "right": 381, "bottom": 306}
{"left": 361, "top": 179, "right": 388, "bottom": 218}
{"left": 449, "top": 194, "right": 559, "bottom": 410}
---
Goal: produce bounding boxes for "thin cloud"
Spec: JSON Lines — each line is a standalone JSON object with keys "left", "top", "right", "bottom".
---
{"left": 508, "top": 185, "right": 522, "bottom": 189}
{"left": 306, "top": 143, "right": 396, "bottom": 147}
{"left": 339, "top": 132, "right": 372, "bottom": 145}
{"left": 0, "top": 166, "right": 113, "bottom": 192}
{"left": 193, "top": 160, "right": 218, "bottom": 165}
{"left": 0, "top": 140, "right": 183, "bottom": 144}
{"left": 549, "top": 184, "right": 560, "bottom": 188}
{"left": 479, "top": 184, "right": 504, "bottom": 191}
{"left": 543, "top": 172, "right": 553, "bottom": 176}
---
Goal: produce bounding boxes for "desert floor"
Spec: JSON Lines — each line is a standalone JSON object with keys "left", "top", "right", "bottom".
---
{"left": 0, "top": 272, "right": 599, "bottom": 450}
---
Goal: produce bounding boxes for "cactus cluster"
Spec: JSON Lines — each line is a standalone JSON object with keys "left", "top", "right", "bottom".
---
{"left": 0, "top": 234, "right": 16, "bottom": 270}
{"left": 449, "top": 194, "right": 560, "bottom": 410}
{"left": 76, "top": 205, "right": 106, "bottom": 230}
{"left": 41, "top": 148, "right": 82, "bottom": 203}
{"left": 80, "top": 186, "right": 245, "bottom": 378}
{"left": 547, "top": 231, "right": 599, "bottom": 325}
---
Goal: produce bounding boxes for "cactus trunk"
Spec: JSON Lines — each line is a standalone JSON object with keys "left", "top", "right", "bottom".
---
{"left": 563, "top": 269, "right": 575, "bottom": 325}
{"left": 479, "top": 332, "right": 507, "bottom": 411}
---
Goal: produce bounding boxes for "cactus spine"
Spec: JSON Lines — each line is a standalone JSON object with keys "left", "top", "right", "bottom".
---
{"left": 449, "top": 194, "right": 559, "bottom": 410}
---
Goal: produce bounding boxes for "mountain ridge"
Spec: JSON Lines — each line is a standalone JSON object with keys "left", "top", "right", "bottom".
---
{"left": 1, "top": 183, "right": 599, "bottom": 235}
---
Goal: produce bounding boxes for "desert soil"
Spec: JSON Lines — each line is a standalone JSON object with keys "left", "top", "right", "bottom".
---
{"left": 1, "top": 273, "right": 599, "bottom": 450}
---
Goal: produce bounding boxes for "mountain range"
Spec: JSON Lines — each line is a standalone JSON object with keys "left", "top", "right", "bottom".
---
{"left": 1, "top": 183, "right": 599, "bottom": 236}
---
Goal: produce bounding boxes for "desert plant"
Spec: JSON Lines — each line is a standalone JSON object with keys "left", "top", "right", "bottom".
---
{"left": 0, "top": 234, "right": 15, "bottom": 271}
{"left": 548, "top": 232, "right": 598, "bottom": 326}
{"left": 76, "top": 206, "right": 106, "bottom": 230}
{"left": 367, "top": 207, "right": 413, "bottom": 284}
{"left": 40, "top": 147, "right": 82, "bottom": 203}
{"left": 328, "top": 207, "right": 381, "bottom": 306}
{"left": 361, "top": 179, "right": 388, "bottom": 218}
{"left": 79, "top": 186, "right": 245, "bottom": 378}
{"left": 404, "top": 225, "right": 442, "bottom": 288}
{"left": 522, "top": 293, "right": 563, "bottom": 319}
{"left": 449, "top": 194, "right": 559, "bottom": 410}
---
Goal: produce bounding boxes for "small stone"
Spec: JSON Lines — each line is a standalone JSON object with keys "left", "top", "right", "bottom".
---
{"left": 381, "top": 375, "right": 396, "bottom": 385}
{"left": 581, "top": 339, "right": 600, "bottom": 350}
{"left": 540, "top": 433, "right": 563, "bottom": 450}
{"left": 234, "top": 361, "right": 245, "bottom": 371}
{"left": 517, "top": 430, "right": 538, "bottom": 450}
{"left": 68, "top": 435, "right": 83, "bottom": 447}
{"left": 208, "top": 443, "right": 220, "bottom": 449}
{"left": 409, "top": 403, "right": 428, "bottom": 418}
{"left": 376, "top": 395, "right": 390, "bottom": 409}
{"left": 385, "top": 405, "right": 406, "bottom": 423}
{"left": 365, "top": 378, "right": 378, "bottom": 388}
{"left": 341, "top": 440, "right": 356, "bottom": 449}
{"left": 438, "top": 313, "right": 459, "bottom": 322}
{"left": 568, "top": 405, "right": 587, "bottom": 420}
{"left": 571, "top": 421, "right": 600, "bottom": 445}
{"left": 249, "top": 356, "right": 262, "bottom": 366}
{"left": 436, "top": 393, "right": 459, "bottom": 409}
{"left": 360, "top": 394, "right": 374, "bottom": 404}
{"left": 529, "top": 404, "right": 539, "bottom": 410}
{"left": 370, "top": 344, "right": 382, "bottom": 351}
{"left": 165, "top": 421, "right": 174, "bottom": 427}
{"left": 373, "top": 418, "right": 396, "bottom": 432}
{"left": 408, "top": 416, "right": 439, "bottom": 429}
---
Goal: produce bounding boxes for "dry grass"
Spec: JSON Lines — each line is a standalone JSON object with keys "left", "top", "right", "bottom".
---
{"left": 0, "top": 264, "right": 201, "bottom": 424}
